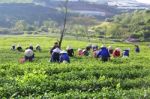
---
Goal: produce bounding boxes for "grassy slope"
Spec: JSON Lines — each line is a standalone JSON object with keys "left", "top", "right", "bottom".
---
{"left": 0, "top": 37, "right": 150, "bottom": 98}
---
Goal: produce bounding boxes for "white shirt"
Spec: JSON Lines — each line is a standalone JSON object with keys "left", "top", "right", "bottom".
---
{"left": 24, "top": 49, "right": 33, "bottom": 57}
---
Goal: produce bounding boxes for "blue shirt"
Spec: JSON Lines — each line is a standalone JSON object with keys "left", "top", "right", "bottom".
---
{"left": 97, "top": 47, "right": 110, "bottom": 58}
{"left": 59, "top": 53, "right": 70, "bottom": 63}
{"left": 123, "top": 50, "right": 129, "bottom": 57}
{"left": 135, "top": 47, "right": 140, "bottom": 53}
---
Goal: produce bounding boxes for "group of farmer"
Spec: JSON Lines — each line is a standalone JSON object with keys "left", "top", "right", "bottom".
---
{"left": 11, "top": 44, "right": 41, "bottom": 62}
{"left": 50, "top": 42, "right": 72, "bottom": 63}
{"left": 11, "top": 44, "right": 41, "bottom": 52}
{"left": 11, "top": 42, "right": 140, "bottom": 63}
{"left": 76, "top": 44, "right": 140, "bottom": 62}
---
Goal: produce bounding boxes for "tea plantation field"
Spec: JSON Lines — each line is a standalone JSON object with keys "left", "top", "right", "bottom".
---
{"left": 0, "top": 36, "right": 150, "bottom": 99}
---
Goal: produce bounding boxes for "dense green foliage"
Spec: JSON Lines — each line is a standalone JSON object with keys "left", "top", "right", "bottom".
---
{"left": 92, "top": 10, "right": 150, "bottom": 41}
{"left": 0, "top": 37, "right": 150, "bottom": 98}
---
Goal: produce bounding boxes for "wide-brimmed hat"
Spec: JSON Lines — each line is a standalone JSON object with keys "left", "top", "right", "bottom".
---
{"left": 53, "top": 48, "right": 61, "bottom": 53}
{"left": 60, "top": 50, "right": 67, "bottom": 54}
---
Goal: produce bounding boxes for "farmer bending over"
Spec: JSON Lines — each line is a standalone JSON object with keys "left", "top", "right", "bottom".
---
{"left": 66, "top": 46, "right": 74, "bottom": 57}
{"left": 93, "top": 46, "right": 99, "bottom": 58}
{"left": 135, "top": 45, "right": 140, "bottom": 53}
{"left": 97, "top": 45, "right": 110, "bottom": 62}
{"left": 50, "top": 48, "right": 61, "bottom": 62}
{"left": 24, "top": 48, "right": 34, "bottom": 62}
{"left": 83, "top": 46, "right": 90, "bottom": 56}
{"left": 108, "top": 46, "right": 113, "bottom": 54}
{"left": 113, "top": 48, "right": 121, "bottom": 58}
{"left": 11, "top": 44, "right": 16, "bottom": 51}
{"left": 77, "top": 48, "right": 83, "bottom": 56}
{"left": 123, "top": 48, "right": 130, "bottom": 58}
{"left": 50, "top": 42, "right": 60, "bottom": 54}
{"left": 59, "top": 50, "right": 70, "bottom": 63}
{"left": 92, "top": 45, "right": 98, "bottom": 52}
{"left": 36, "top": 44, "right": 41, "bottom": 52}
{"left": 17, "top": 44, "right": 23, "bottom": 52}
{"left": 29, "top": 44, "right": 34, "bottom": 51}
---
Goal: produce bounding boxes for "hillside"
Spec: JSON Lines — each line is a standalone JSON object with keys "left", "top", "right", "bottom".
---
{"left": 0, "top": 3, "right": 65, "bottom": 28}
{"left": 0, "top": 0, "right": 32, "bottom": 3}
{"left": 33, "top": 0, "right": 120, "bottom": 17}
{"left": 92, "top": 10, "right": 150, "bottom": 41}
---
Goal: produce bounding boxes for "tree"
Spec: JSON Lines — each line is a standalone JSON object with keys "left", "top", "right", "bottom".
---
{"left": 58, "top": 0, "right": 69, "bottom": 48}
{"left": 70, "top": 16, "right": 99, "bottom": 42}
{"left": 14, "top": 20, "right": 27, "bottom": 32}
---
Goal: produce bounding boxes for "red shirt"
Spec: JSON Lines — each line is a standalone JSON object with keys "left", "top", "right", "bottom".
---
{"left": 113, "top": 50, "right": 121, "bottom": 57}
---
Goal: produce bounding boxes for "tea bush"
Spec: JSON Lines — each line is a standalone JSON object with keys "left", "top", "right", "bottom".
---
{"left": 0, "top": 37, "right": 150, "bottom": 98}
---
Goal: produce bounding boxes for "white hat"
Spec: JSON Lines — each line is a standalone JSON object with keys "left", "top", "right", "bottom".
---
{"left": 66, "top": 46, "right": 72, "bottom": 50}
{"left": 108, "top": 46, "right": 112, "bottom": 49}
{"left": 125, "top": 48, "right": 130, "bottom": 51}
{"left": 25, "top": 49, "right": 33, "bottom": 57}
{"left": 30, "top": 44, "right": 33, "bottom": 46}
{"left": 78, "top": 48, "right": 82, "bottom": 51}
{"left": 101, "top": 45, "right": 105, "bottom": 48}
{"left": 115, "top": 48, "right": 121, "bottom": 51}
{"left": 82, "top": 49, "right": 86, "bottom": 52}
{"left": 53, "top": 48, "right": 61, "bottom": 53}
{"left": 60, "top": 50, "right": 67, "bottom": 54}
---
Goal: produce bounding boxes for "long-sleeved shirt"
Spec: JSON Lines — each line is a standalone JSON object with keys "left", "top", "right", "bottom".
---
{"left": 59, "top": 53, "right": 70, "bottom": 63}
{"left": 97, "top": 47, "right": 110, "bottom": 58}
